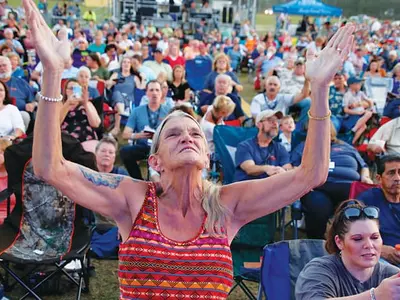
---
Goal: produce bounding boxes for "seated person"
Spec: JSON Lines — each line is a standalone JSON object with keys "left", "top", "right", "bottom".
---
{"left": 203, "top": 53, "right": 243, "bottom": 94}
{"left": 291, "top": 123, "right": 373, "bottom": 239}
{"left": 234, "top": 110, "right": 292, "bottom": 182}
{"left": 140, "top": 79, "right": 174, "bottom": 111}
{"left": 143, "top": 48, "right": 173, "bottom": 81}
{"left": 72, "top": 38, "right": 91, "bottom": 68}
{"left": 368, "top": 117, "right": 400, "bottom": 155}
{"left": 198, "top": 74, "right": 245, "bottom": 124}
{"left": 106, "top": 56, "right": 145, "bottom": 136}
{"left": 168, "top": 65, "right": 191, "bottom": 103}
{"left": 87, "top": 53, "right": 110, "bottom": 81}
{"left": 0, "top": 138, "right": 15, "bottom": 224}
{"left": 7, "top": 52, "right": 26, "bottom": 80}
{"left": 95, "top": 136, "right": 128, "bottom": 175}
{"left": 62, "top": 57, "right": 79, "bottom": 80}
{"left": 60, "top": 80, "right": 101, "bottom": 153}
{"left": 295, "top": 200, "right": 399, "bottom": 299}
{"left": 200, "top": 95, "right": 236, "bottom": 153}
{"left": 357, "top": 155, "right": 400, "bottom": 266}
{"left": 329, "top": 71, "right": 347, "bottom": 132}
{"left": 77, "top": 67, "right": 100, "bottom": 100}
{"left": 278, "top": 115, "right": 295, "bottom": 153}
{"left": 0, "top": 81, "right": 25, "bottom": 140}
{"left": 342, "top": 76, "right": 374, "bottom": 145}
{"left": 279, "top": 59, "right": 306, "bottom": 95}
{"left": 250, "top": 75, "right": 310, "bottom": 127}
{"left": 120, "top": 80, "right": 170, "bottom": 179}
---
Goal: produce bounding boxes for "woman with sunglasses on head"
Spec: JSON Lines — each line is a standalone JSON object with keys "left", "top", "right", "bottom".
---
{"left": 296, "top": 200, "right": 400, "bottom": 300}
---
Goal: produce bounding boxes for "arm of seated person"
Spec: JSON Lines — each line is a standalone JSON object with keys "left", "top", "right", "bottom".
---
{"left": 360, "top": 167, "right": 373, "bottom": 184}
{"left": 240, "top": 160, "right": 284, "bottom": 177}
{"left": 293, "top": 78, "right": 311, "bottom": 104}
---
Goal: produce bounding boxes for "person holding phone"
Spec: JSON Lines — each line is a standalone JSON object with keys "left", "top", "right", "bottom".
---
{"left": 60, "top": 79, "right": 101, "bottom": 153}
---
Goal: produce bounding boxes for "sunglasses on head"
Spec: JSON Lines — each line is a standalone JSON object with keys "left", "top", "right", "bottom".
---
{"left": 342, "top": 206, "right": 380, "bottom": 220}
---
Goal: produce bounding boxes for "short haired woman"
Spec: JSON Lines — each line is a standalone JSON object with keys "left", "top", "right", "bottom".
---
{"left": 296, "top": 200, "right": 400, "bottom": 300}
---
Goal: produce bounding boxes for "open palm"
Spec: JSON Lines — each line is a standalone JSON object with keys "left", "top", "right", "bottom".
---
{"left": 23, "top": 0, "right": 70, "bottom": 70}
{"left": 305, "top": 25, "right": 355, "bottom": 86}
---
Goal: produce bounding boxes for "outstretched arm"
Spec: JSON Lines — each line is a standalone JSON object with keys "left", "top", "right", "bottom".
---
{"left": 223, "top": 25, "right": 355, "bottom": 234}
{"left": 24, "top": 0, "right": 145, "bottom": 227}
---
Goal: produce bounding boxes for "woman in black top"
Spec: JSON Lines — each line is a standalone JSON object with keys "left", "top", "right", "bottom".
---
{"left": 168, "top": 65, "right": 190, "bottom": 102}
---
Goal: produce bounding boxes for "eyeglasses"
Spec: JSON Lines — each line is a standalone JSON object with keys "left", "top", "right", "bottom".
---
{"left": 342, "top": 206, "right": 380, "bottom": 220}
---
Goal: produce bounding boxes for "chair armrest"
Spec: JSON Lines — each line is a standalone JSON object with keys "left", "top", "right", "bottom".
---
{"left": 0, "top": 188, "right": 12, "bottom": 203}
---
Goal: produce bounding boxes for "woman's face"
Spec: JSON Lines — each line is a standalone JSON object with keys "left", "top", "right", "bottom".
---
{"left": 216, "top": 58, "right": 228, "bottom": 71}
{"left": 65, "top": 81, "right": 79, "bottom": 98}
{"left": 77, "top": 71, "right": 89, "bottom": 86}
{"left": 121, "top": 58, "right": 131, "bottom": 71}
{"left": 173, "top": 67, "right": 183, "bottom": 80}
{"left": 0, "top": 82, "right": 6, "bottom": 104}
{"left": 370, "top": 62, "right": 378, "bottom": 72}
{"left": 150, "top": 117, "right": 208, "bottom": 172}
{"left": 336, "top": 219, "right": 382, "bottom": 270}
{"left": 9, "top": 56, "right": 19, "bottom": 70}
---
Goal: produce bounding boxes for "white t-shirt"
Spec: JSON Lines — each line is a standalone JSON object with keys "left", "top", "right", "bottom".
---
{"left": 200, "top": 109, "right": 224, "bottom": 153}
{"left": 0, "top": 104, "right": 25, "bottom": 136}
{"left": 250, "top": 93, "right": 294, "bottom": 118}
{"left": 343, "top": 90, "right": 367, "bottom": 114}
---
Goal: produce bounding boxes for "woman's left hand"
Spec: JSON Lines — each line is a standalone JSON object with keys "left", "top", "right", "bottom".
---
{"left": 305, "top": 24, "right": 355, "bottom": 86}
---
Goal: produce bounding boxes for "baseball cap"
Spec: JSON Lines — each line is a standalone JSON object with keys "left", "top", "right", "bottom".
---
{"left": 154, "top": 47, "right": 163, "bottom": 53}
{"left": 256, "top": 110, "right": 283, "bottom": 124}
{"left": 347, "top": 76, "right": 363, "bottom": 85}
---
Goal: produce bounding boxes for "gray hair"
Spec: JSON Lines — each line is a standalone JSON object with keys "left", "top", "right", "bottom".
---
{"left": 215, "top": 73, "right": 231, "bottom": 84}
{"left": 77, "top": 66, "right": 91, "bottom": 77}
{"left": 95, "top": 136, "right": 118, "bottom": 153}
{"left": 150, "top": 111, "right": 230, "bottom": 236}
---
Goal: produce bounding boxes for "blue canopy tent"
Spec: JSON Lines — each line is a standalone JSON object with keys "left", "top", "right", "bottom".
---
{"left": 273, "top": 0, "right": 342, "bottom": 17}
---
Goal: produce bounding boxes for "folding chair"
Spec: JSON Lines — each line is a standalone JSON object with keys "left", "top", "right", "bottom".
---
{"left": 185, "top": 57, "right": 212, "bottom": 92}
{"left": 349, "top": 181, "right": 379, "bottom": 199}
{"left": 213, "top": 125, "right": 276, "bottom": 299}
{"left": 0, "top": 134, "right": 96, "bottom": 300}
{"left": 259, "top": 239, "right": 327, "bottom": 300}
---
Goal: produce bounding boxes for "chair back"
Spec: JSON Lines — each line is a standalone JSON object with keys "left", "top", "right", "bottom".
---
{"left": 261, "top": 239, "right": 327, "bottom": 300}
{"left": 185, "top": 57, "right": 212, "bottom": 91}
{"left": 349, "top": 181, "right": 379, "bottom": 199}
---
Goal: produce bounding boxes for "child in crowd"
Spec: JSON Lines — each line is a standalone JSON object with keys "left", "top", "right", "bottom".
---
{"left": 279, "top": 115, "right": 295, "bottom": 153}
{"left": 342, "top": 77, "right": 374, "bottom": 144}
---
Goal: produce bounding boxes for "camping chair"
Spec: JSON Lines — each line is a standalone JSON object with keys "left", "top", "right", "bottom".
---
{"left": 213, "top": 125, "right": 276, "bottom": 299}
{"left": 259, "top": 239, "right": 327, "bottom": 300}
{"left": 0, "top": 134, "right": 97, "bottom": 300}
{"left": 185, "top": 57, "right": 212, "bottom": 92}
{"left": 364, "top": 77, "right": 393, "bottom": 115}
{"left": 349, "top": 181, "right": 379, "bottom": 199}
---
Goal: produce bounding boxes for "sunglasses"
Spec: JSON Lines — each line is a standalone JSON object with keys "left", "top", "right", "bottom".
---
{"left": 342, "top": 206, "right": 380, "bottom": 220}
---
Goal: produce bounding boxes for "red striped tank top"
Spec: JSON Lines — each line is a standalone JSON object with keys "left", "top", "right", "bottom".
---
{"left": 118, "top": 183, "right": 233, "bottom": 299}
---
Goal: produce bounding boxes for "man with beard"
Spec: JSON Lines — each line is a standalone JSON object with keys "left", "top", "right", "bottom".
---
{"left": 250, "top": 75, "right": 310, "bottom": 127}
{"left": 357, "top": 154, "right": 400, "bottom": 266}
{"left": 234, "top": 110, "right": 292, "bottom": 182}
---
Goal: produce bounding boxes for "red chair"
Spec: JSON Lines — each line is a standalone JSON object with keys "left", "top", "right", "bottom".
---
{"left": 97, "top": 81, "right": 105, "bottom": 96}
{"left": 380, "top": 116, "right": 392, "bottom": 126}
{"left": 348, "top": 181, "right": 379, "bottom": 199}
{"left": 224, "top": 119, "right": 241, "bottom": 127}
{"left": 61, "top": 78, "right": 69, "bottom": 92}
{"left": 10, "top": 97, "right": 16, "bottom": 106}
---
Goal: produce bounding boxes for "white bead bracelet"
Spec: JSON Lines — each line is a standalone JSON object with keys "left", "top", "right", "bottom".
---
{"left": 37, "top": 91, "right": 63, "bottom": 102}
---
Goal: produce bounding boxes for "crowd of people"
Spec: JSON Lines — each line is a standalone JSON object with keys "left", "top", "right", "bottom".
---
{"left": 0, "top": 0, "right": 399, "bottom": 298}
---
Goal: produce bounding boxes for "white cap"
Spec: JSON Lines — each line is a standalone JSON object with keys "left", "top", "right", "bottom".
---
{"left": 255, "top": 110, "right": 283, "bottom": 124}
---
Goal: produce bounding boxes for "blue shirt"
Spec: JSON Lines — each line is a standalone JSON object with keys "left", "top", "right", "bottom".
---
{"left": 138, "top": 65, "right": 156, "bottom": 83}
{"left": 111, "top": 166, "right": 129, "bottom": 176}
{"left": 6, "top": 77, "right": 34, "bottom": 111}
{"left": 357, "top": 188, "right": 400, "bottom": 247}
{"left": 89, "top": 86, "right": 100, "bottom": 100}
{"left": 88, "top": 43, "right": 106, "bottom": 54}
{"left": 126, "top": 104, "right": 170, "bottom": 145}
{"left": 329, "top": 85, "right": 346, "bottom": 116}
{"left": 291, "top": 142, "right": 367, "bottom": 183}
{"left": 234, "top": 138, "right": 290, "bottom": 182}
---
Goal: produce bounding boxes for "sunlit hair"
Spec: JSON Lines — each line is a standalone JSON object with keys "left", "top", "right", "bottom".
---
{"left": 212, "top": 53, "right": 230, "bottom": 71}
{"left": 212, "top": 95, "right": 235, "bottom": 116}
{"left": 150, "top": 111, "right": 230, "bottom": 236}
{"left": 0, "top": 138, "right": 12, "bottom": 153}
{"left": 325, "top": 199, "right": 379, "bottom": 254}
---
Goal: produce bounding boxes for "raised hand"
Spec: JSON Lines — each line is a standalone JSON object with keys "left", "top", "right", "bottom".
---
{"left": 23, "top": 0, "right": 70, "bottom": 71}
{"left": 306, "top": 25, "right": 355, "bottom": 86}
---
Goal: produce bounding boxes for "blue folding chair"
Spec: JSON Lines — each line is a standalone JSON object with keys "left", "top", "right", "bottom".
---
{"left": 259, "top": 239, "right": 327, "bottom": 300}
{"left": 213, "top": 125, "right": 276, "bottom": 299}
{"left": 185, "top": 57, "right": 212, "bottom": 92}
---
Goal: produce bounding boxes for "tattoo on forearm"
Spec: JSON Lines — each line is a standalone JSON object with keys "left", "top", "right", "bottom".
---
{"left": 79, "top": 167, "right": 124, "bottom": 189}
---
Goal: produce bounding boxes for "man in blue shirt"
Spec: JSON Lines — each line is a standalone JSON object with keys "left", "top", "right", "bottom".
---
{"left": 357, "top": 154, "right": 400, "bottom": 266}
{"left": 234, "top": 109, "right": 292, "bottom": 182}
{"left": 120, "top": 80, "right": 170, "bottom": 179}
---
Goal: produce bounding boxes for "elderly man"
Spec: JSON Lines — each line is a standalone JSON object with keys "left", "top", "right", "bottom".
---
{"left": 120, "top": 80, "right": 170, "bottom": 179}
{"left": 95, "top": 136, "right": 128, "bottom": 175}
{"left": 198, "top": 74, "right": 245, "bottom": 123}
{"left": 0, "top": 56, "right": 35, "bottom": 113}
{"left": 250, "top": 75, "right": 310, "bottom": 127}
{"left": 0, "top": 28, "right": 24, "bottom": 55}
{"left": 357, "top": 155, "right": 400, "bottom": 266}
{"left": 143, "top": 48, "right": 173, "bottom": 81}
{"left": 234, "top": 110, "right": 292, "bottom": 182}
{"left": 368, "top": 117, "right": 400, "bottom": 155}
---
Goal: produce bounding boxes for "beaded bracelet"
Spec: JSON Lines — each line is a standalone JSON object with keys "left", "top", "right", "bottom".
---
{"left": 369, "top": 288, "right": 376, "bottom": 300}
{"left": 307, "top": 110, "right": 332, "bottom": 121}
{"left": 37, "top": 91, "right": 63, "bottom": 103}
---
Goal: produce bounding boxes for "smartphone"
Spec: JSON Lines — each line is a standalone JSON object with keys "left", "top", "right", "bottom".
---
{"left": 72, "top": 85, "right": 82, "bottom": 98}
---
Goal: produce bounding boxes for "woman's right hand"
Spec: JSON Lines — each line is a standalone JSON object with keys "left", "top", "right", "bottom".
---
{"left": 23, "top": 0, "right": 70, "bottom": 71}
{"left": 375, "top": 273, "right": 400, "bottom": 299}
